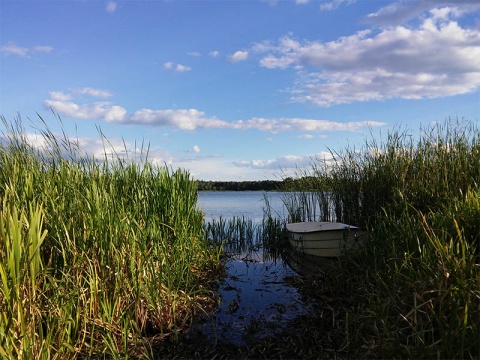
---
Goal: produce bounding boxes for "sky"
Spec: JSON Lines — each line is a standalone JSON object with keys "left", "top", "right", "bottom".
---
{"left": 1, "top": 0, "right": 479, "bottom": 181}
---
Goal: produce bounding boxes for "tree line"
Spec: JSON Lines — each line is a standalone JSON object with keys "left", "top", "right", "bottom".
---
{"left": 195, "top": 177, "right": 316, "bottom": 191}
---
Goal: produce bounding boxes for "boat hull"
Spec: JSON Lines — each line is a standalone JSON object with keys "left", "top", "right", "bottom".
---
{"left": 286, "top": 222, "right": 364, "bottom": 257}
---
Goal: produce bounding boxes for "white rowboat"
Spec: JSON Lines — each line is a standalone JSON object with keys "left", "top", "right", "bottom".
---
{"left": 286, "top": 221, "right": 364, "bottom": 257}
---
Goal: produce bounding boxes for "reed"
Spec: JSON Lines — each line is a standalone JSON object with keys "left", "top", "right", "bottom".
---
{"left": 276, "top": 118, "right": 480, "bottom": 358}
{"left": 0, "top": 115, "right": 222, "bottom": 358}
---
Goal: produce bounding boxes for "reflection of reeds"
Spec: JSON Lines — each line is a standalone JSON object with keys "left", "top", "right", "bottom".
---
{"left": 204, "top": 216, "right": 260, "bottom": 254}
{"left": 203, "top": 214, "right": 289, "bottom": 262}
{"left": 0, "top": 116, "right": 222, "bottom": 358}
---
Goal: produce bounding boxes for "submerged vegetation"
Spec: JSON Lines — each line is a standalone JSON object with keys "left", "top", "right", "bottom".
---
{"left": 0, "top": 116, "right": 222, "bottom": 358}
{"left": 277, "top": 118, "right": 480, "bottom": 358}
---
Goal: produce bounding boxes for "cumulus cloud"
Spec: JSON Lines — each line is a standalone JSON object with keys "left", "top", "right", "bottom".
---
{"left": 126, "top": 109, "right": 225, "bottom": 130}
{"left": 255, "top": 8, "right": 480, "bottom": 106}
{"left": 0, "top": 42, "right": 53, "bottom": 57}
{"left": 125, "top": 110, "right": 385, "bottom": 132}
{"left": 193, "top": 145, "right": 200, "bottom": 153}
{"left": 209, "top": 50, "right": 220, "bottom": 57}
{"left": 45, "top": 88, "right": 385, "bottom": 132}
{"left": 44, "top": 88, "right": 126, "bottom": 122}
{"left": 229, "top": 50, "right": 249, "bottom": 62}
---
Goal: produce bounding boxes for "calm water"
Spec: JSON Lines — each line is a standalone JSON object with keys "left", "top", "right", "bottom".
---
{"left": 197, "top": 191, "right": 287, "bottom": 223}
{"left": 191, "top": 191, "right": 315, "bottom": 346}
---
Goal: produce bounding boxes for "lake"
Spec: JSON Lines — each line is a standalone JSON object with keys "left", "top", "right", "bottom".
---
{"left": 197, "top": 190, "right": 287, "bottom": 223}
{"left": 191, "top": 191, "right": 315, "bottom": 346}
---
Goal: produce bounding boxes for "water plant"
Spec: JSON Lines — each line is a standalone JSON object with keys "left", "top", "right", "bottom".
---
{"left": 0, "top": 115, "right": 222, "bottom": 358}
{"left": 276, "top": 118, "right": 480, "bottom": 358}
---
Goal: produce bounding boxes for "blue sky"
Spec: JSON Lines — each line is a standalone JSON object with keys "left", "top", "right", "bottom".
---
{"left": 1, "top": 0, "right": 479, "bottom": 181}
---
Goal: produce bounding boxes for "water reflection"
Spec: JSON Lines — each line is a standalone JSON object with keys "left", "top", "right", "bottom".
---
{"left": 193, "top": 192, "right": 334, "bottom": 346}
{"left": 189, "top": 216, "right": 334, "bottom": 346}
{"left": 188, "top": 249, "right": 312, "bottom": 346}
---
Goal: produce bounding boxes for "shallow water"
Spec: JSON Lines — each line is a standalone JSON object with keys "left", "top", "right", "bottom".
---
{"left": 191, "top": 191, "right": 325, "bottom": 345}
{"left": 187, "top": 249, "right": 313, "bottom": 346}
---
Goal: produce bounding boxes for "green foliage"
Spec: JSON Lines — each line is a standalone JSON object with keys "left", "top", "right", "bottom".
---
{"left": 275, "top": 118, "right": 480, "bottom": 358}
{"left": 281, "top": 118, "right": 480, "bottom": 227}
{"left": 0, "top": 115, "right": 221, "bottom": 359}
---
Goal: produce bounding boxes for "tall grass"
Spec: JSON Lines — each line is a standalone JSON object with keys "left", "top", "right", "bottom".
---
{"left": 0, "top": 115, "right": 222, "bottom": 358}
{"left": 278, "top": 118, "right": 480, "bottom": 358}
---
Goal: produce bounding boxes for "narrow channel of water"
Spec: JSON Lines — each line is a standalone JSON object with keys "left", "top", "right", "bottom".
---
{"left": 191, "top": 191, "right": 324, "bottom": 345}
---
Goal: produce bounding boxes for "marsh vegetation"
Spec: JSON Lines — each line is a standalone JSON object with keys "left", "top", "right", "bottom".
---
{"left": 0, "top": 116, "right": 223, "bottom": 358}
{"left": 1, "top": 115, "right": 478, "bottom": 359}
{"left": 275, "top": 118, "right": 480, "bottom": 358}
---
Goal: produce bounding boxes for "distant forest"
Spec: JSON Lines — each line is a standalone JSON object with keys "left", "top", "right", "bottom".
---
{"left": 196, "top": 177, "right": 311, "bottom": 191}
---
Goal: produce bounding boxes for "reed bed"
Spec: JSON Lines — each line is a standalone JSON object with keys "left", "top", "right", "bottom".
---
{"left": 0, "top": 116, "right": 222, "bottom": 359}
{"left": 276, "top": 118, "right": 480, "bottom": 358}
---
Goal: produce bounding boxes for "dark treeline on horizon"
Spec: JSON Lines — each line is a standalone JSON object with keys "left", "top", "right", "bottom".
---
{"left": 196, "top": 179, "right": 282, "bottom": 191}
{"left": 196, "top": 177, "right": 316, "bottom": 191}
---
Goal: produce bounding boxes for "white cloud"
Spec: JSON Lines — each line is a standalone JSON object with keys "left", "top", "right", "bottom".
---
{"left": 176, "top": 64, "right": 192, "bottom": 72}
{"left": 127, "top": 109, "right": 226, "bottom": 130}
{"left": 106, "top": 1, "right": 118, "bottom": 14}
{"left": 260, "top": 55, "right": 295, "bottom": 70}
{"left": 44, "top": 89, "right": 126, "bottom": 122}
{"left": 49, "top": 91, "right": 72, "bottom": 102}
{"left": 320, "top": 0, "right": 356, "bottom": 12}
{"left": 256, "top": 10, "right": 480, "bottom": 106}
{"left": 45, "top": 89, "right": 385, "bottom": 132}
{"left": 45, "top": 99, "right": 127, "bottom": 122}
{"left": 164, "top": 62, "right": 192, "bottom": 72}
{"left": 75, "top": 87, "right": 113, "bottom": 98}
{"left": 1, "top": 42, "right": 29, "bottom": 57}
{"left": 230, "top": 118, "right": 385, "bottom": 133}
{"left": 193, "top": 145, "right": 200, "bottom": 153}
{"left": 188, "top": 51, "right": 201, "bottom": 57}
{"left": 234, "top": 152, "right": 333, "bottom": 170}
{"left": 209, "top": 50, "right": 220, "bottom": 57}
{"left": 365, "top": 1, "right": 480, "bottom": 26}
{"left": 0, "top": 42, "right": 53, "bottom": 57}
{"left": 229, "top": 50, "right": 249, "bottom": 63}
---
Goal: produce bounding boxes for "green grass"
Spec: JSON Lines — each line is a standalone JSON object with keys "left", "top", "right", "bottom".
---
{"left": 276, "top": 118, "right": 480, "bottom": 358}
{"left": 0, "top": 115, "right": 222, "bottom": 359}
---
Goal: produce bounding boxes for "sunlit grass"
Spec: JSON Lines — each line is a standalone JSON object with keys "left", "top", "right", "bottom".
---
{"left": 0, "top": 115, "right": 222, "bottom": 358}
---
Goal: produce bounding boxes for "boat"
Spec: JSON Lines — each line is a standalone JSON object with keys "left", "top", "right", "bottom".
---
{"left": 286, "top": 221, "right": 364, "bottom": 257}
